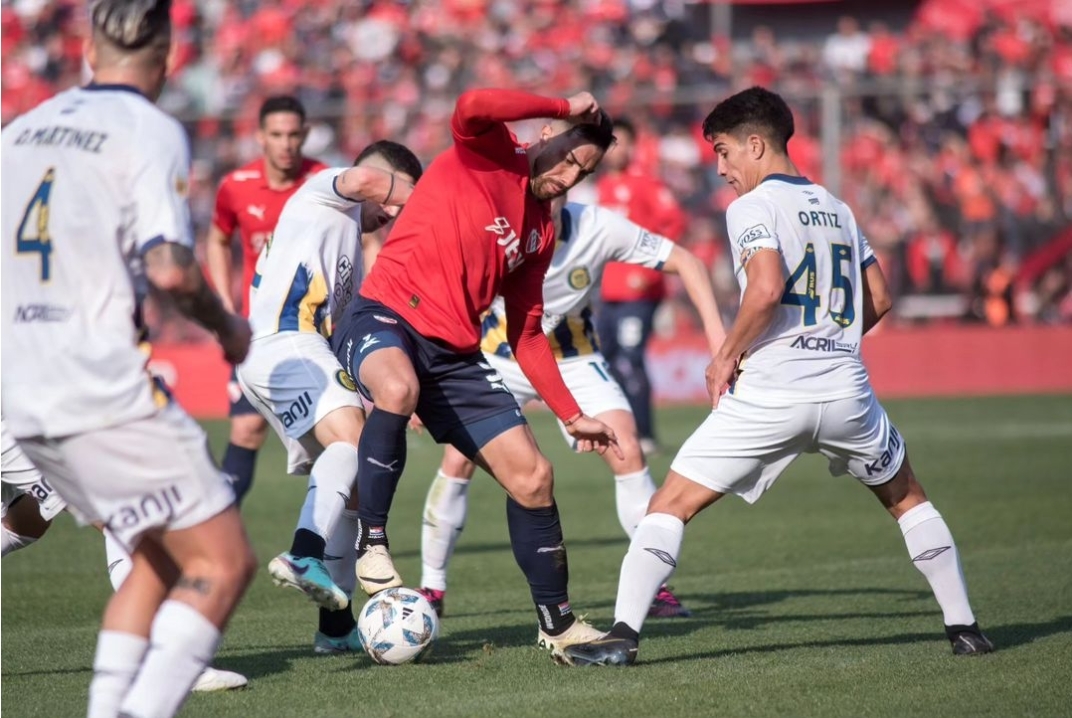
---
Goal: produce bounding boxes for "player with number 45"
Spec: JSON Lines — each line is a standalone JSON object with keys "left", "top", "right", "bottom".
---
{"left": 565, "top": 86, "right": 993, "bottom": 667}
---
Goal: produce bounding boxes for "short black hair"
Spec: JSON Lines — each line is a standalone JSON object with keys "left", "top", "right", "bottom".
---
{"left": 354, "top": 140, "right": 423, "bottom": 182}
{"left": 612, "top": 116, "right": 636, "bottom": 139}
{"left": 568, "top": 109, "right": 616, "bottom": 152}
{"left": 701, "top": 87, "right": 794, "bottom": 154}
{"left": 259, "top": 96, "right": 306, "bottom": 127}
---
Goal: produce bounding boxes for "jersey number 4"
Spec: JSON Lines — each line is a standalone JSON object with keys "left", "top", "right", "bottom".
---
{"left": 781, "top": 242, "right": 855, "bottom": 327}
{"left": 16, "top": 168, "right": 56, "bottom": 282}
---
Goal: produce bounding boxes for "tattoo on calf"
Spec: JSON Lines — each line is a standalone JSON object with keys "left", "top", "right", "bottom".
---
{"left": 176, "top": 576, "right": 213, "bottom": 595}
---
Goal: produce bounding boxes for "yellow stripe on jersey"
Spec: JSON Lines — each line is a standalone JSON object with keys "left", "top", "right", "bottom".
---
{"left": 479, "top": 307, "right": 600, "bottom": 361}
{"left": 277, "top": 265, "right": 330, "bottom": 336}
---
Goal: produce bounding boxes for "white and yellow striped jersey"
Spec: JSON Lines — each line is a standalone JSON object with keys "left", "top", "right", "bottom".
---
{"left": 1, "top": 84, "right": 191, "bottom": 438}
{"left": 247, "top": 168, "right": 366, "bottom": 340}
{"left": 481, "top": 202, "right": 674, "bottom": 362}
{"left": 727, "top": 174, "right": 876, "bottom": 404}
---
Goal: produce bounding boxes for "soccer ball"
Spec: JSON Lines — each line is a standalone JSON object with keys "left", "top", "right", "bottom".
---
{"left": 357, "top": 588, "right": 440, "bottom": 665}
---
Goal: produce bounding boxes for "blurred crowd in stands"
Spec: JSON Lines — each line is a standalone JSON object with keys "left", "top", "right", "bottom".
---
{"left": 3, "top": 0, "right": 1070, "bottom": 342}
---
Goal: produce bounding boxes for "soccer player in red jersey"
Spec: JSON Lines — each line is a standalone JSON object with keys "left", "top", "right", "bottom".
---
{"left": 205, "top": 96, "right": 326, "bottom": 502}
{"left": 331, "top": 87, "right": 621, "bottom": 662}
{"left": 596, "top": 118, "right": 687, "bottom": 456}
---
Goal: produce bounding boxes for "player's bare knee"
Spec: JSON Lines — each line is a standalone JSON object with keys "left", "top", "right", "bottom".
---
{"left": 870, "top": 455, "right": 927, "bottom": 516}
{"left": 230, "top": 414, "right": 268, "bottom": 448}
{"left": 441, "top": 451, "right": 476, "bottom": 480}
{"left": 614, "top": 432, "right": 646, "bottom": 473}
{"left": 371, "top": 375, "right": 419, "bottom": 414}
{"left": 510, "top": 458, "right": 554, "bottom": 508}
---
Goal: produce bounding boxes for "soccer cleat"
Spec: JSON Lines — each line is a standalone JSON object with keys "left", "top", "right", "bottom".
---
{"left": 356, "top": 545, "right": 403, "bottom": 596}
{"left": 946, "top": 623, "right": 995, "bottom": 656}
{"left": 536, "top": 617, "right": 606, "bottom": 665}
{"left": 648, "top": 586, "right": 692, "bottom": 618}
{"left": 314, "top": 628, "right": 363, "bottom": 655}
{"left": 268, "top": 552, "right": 349, "bottom": 611}
{"left": 416, "top": 587, "right": 445, "bottom": 618}
{"left": 190, "top": 666, "right": 248, "bottom": 692}
{"left": 563, "top": 636, "right": 639, "bottom": 667}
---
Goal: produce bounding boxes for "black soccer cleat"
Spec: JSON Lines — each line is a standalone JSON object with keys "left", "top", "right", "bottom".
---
{"left": 563, "top": 636, "right": 639, "bottom": 667}
{"left": 946, "top": 623, "right": 995, "bottom": 656}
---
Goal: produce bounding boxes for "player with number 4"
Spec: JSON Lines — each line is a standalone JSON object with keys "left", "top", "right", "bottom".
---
{"left": 565, "top": 86, "right": 993, "bottom": 667}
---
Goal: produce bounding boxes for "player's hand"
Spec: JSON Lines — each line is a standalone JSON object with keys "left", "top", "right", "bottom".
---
{"left": 408, "top": 414, "right": 425, "bottom": 435}
{"left": 565, "top": 92, "right": 601, "bottom": 125}
{"left": 565, "top": 414, "right": 624, "bottom": 459}
{"left": 705, "top": 355, "right": 738, "bottom": 409}
{"left": 218, "top": 314, "right": 252, "bottom": 365}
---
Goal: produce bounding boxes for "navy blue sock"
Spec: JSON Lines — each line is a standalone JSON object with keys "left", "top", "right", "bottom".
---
{"left": 505, "top": 497, "right": 575, "bottom": 634}
{"left": 319, "top": 606, "right": 356, "bottom": 638}
{"left": 222, "top": 443, "right": 258, "bottom": 505}
{"left": 290, "top": 528, "right": 326, "bottom": 560}
{"left": 355, "top": 408, "right": 410, "bottom": 551}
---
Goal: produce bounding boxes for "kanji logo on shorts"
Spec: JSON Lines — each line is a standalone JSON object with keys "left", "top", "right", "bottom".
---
{"left": 644, "top": 547, "right": 677, "bottom": 567}
{"left": 279, "top": 391, "right": 314, "bottom": 428}
{"left": 912, "top": 546, "right": 951, "bottom": 562}
{"left": 105, "top": 485, "right": 184, "bottom": 533}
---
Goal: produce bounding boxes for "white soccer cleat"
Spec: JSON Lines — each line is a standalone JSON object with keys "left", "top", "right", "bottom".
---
{"left": 356, "top": 545, "right": 403, "bottom": 596}
{"left": 191, "top": 666, "right": 248, "bottom": 692}
{"left": 537, "top": 617, "right": 606, "bottom": 665}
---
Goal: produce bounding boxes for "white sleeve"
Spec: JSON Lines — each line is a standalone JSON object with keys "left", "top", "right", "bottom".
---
{"left": 303, "top": 168, "right": 364, "bottom": 211}
{"left": 594, "top": 205, "right": 674, "bottom": 269}
{"left": 132, "top": 115, "right": 193, "bottom": 252}
{"left": 725, "top": 196, "right": 779, "bottom": 263}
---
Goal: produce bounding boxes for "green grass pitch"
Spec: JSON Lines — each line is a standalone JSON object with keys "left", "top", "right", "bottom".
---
{"left": 3, "top": 395, "right": 1071, "bottom": 717}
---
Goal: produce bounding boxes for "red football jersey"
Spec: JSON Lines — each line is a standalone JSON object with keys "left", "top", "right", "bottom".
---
{"left": 597, "top": 169, "right": 686, "bottom": 303}
{"left": 360, "top": 89, "right": 582, "bottom": 421}
{"left": 211, "top": 157, "right": 325, "bottom": 313}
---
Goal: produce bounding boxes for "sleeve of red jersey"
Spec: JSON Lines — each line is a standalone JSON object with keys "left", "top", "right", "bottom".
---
{"left": 211, "top": 176, "right": 237, "bottom": 236}
{"left": 503, "top": 253, "right": 582, "bottom": 423}
{"left": 451, "top": 89, "right": 570, "bottom": 144}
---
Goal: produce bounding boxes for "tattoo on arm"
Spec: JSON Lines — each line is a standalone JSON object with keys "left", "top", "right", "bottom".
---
{"left": 143, "top": 243, "right": 230, "bottom": 335}
{"left": 175, "top": 576, "right": 213, "bottom": 595}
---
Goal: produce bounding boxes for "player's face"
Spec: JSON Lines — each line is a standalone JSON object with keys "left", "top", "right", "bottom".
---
{"left": 530, "top": 134, "right": 605, "bottom": 201}
{"left": 711, "top": 132, "right": 760, "bottom": 196}
{"left": 602, "top": 129, "right": 633, "bottom": 172}
{"left": 257, "top": 112, "right": 307, "bottom": 175}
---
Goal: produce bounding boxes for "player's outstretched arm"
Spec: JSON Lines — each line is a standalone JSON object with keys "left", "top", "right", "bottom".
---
{"left": 204, "top": 223, "right": 236, "bottom": 314}
{"left": 706, "top": 249, "right": 783, "bottom": 407}
{"left": 861, "top": 260, "right": 893, "bottom": 335}
{"left": 144, "top": 242, "right": 251, "bottom": 364}
{"left": 662, "top": 245, "right": 726, "bottom": 355}
{"left": 334, "top": 166, "right": 413, "bottom": 207}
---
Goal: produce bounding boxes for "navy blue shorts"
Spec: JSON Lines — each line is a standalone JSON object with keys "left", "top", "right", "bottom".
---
{"left": 227, "top": 366, "right": 258, "bottom": 417}
{"left": 331, "top": 297, "right": 526, "bottom": 459}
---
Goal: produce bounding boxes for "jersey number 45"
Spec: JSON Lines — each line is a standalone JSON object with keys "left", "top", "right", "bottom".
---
{"left": 781, "top": 242, "right": 855, "bottom": 328}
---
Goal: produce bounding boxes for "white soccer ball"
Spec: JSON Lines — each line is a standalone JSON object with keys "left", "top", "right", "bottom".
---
{"left": 357, "top": 587, "right": 440, "bottom": 665}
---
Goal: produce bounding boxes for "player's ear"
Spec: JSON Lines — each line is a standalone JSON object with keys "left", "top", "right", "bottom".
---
{"left": 83, "top": 37, "right": 96, "bottom": 71}
{"left": 539, "top": 123, "right": 555, "bottom": 142}
{"left": 748, "top": 133, "right": 766, "bottom": 160}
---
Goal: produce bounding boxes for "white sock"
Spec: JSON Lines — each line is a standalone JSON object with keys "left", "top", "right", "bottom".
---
{"left": 105, "top": 531, "right": 133, "bottom": 591}
{"left": 420, "top": 470, "right": 470, "bottom": 591}
{"left": 297, "top": 442, "right": 359, "bottom": 544}
{"left": 87, "top": 630, "right": 149, "bottom": 718}
{"left": 613, "top": 468, "right": 657, "bottom": 538}
{"left": 118, "top": 600, "right": 221, "bottom": 718}
{"left": 615, "top": 512, "right": 684, "bottom": 635}
{"left": 899, "top": 501, "right": 976, "bottom": 627}
{"left": 1, "top": 525, "right": 37, "bottom": 557}
{"left": 325, "top": 509, "right": 358, "bottom": 597}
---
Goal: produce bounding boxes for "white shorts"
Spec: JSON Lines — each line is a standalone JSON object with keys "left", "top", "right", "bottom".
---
{"left": 2, "top": 419, "right": 66, "bottom": 521}
{"left": 670, "top": 391, "right": 906, "bottom": 504}
{"left": 15, "top": 402, "right": 236, "bottom": 551}
{"left": 237, "top": 331, "right": 363, "bottom": 475}
{"left": 485, "top": 351, "right": 633, "bottom": 445}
